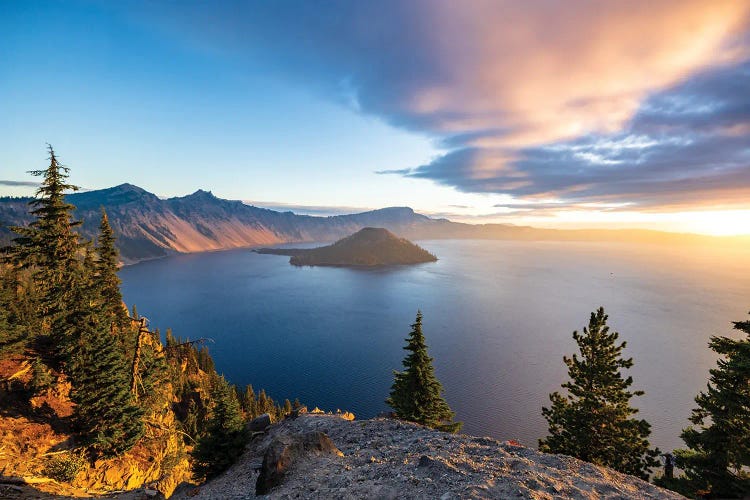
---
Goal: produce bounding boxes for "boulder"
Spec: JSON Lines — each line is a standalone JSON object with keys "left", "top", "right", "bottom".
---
{"left": 255, "top": 431, "right": 342, "bottom": 495}
{"left": 301, "top": 430, "right": 343, "bottom": 456}
{"left": 248, "top": 413, "right": 272, "bottom": 432}
{"left": 288, "top": 406, "right": 308, "bottom": 419}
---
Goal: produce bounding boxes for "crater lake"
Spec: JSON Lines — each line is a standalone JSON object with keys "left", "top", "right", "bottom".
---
{"left": 119, "top": 239, "right": 750, "bottom": 453}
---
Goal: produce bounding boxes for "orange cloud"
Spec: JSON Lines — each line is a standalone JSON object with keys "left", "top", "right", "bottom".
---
{"left": 141, "top": 0, "right": 750, "bottom": 212}
{"left": 409, "top": 0, "right": 749, "bottom": 149}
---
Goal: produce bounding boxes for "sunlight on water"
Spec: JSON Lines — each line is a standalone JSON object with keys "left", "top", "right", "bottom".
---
{"left": 120, "top": 240, "right": 750, "bottom": 453}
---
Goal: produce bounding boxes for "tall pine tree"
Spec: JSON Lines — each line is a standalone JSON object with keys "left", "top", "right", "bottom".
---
{"left": 0, "top": 266, "right": 37, "bottom": 354}
{"left": 7, "top": 146, "right": 82, "bottom": 351}
{"left": 192, "top": 376, "right": 249, "bottom": 480}
{"left": 386, "top": 311, "right": 461, "bottom": 433}
{"left": 539, "top": 307, "right": 659, "bottom": 479}
{"left": 674, "top": 313, "right": 750, "bottom": 498}
{"left": 95, "top": 208, "right": 129, "bottom": 328}
{"left": 66, "top": 246, "right": 144, "bottom": 457}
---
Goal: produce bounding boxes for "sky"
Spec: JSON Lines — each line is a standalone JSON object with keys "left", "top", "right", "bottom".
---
{"left": 1, "top": 1, "right": 750, "bottom": 235}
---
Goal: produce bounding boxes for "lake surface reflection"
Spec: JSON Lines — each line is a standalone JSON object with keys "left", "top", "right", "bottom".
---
{"left": 120, "top": 240, "right": 750, "bottom": 452}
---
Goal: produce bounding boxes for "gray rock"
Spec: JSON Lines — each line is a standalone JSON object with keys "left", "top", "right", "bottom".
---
{"left": 248, "top": 413, "right": 272, "bottom": 432}
{"left": 288, "top": 406, "right": 308, "bottom": 419}
{"left": 173, "top": 413, "right": 685, "bottom": 500}
{"left": 255, "top": 430, "right": 342, "bottom": 495}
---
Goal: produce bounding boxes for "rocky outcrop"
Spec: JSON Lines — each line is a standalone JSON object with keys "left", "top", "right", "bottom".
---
{"left": 248, "top": 413, "right": 272, "bottom": 433}
{"left": 0, "top": 347, "right": 192, "bottom": 498}
{"left": 175, "top": 414, "right": 683, "bottom": 499}
{"left": 255, "top": 431, "right": 343, "bottom": 495}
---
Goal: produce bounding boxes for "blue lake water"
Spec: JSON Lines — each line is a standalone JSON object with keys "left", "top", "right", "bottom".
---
{"left": 119, "top": 239, "right": 750, "bottom": 453}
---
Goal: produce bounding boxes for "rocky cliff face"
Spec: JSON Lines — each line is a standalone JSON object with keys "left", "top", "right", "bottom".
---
{"left": 0, "top": 185, "right": 439, "bottom": 264}
{"left": 3, "top": 184, "right": 737, "bottom": 265}
{"left": 0, "top": 346, "right": 192, "bottom": 498}
{"left": 175, "top": 413, "right": 683, "bottom": 500}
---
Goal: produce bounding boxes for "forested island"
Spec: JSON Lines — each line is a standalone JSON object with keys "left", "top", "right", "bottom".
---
{"left": 256, "top": 227, "right": 437, "bottom": 267}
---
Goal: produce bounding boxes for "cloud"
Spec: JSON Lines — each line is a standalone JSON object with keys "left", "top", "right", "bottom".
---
{"left": 374, "top": 168, "right": 413, "bottom": 176}
{"left": 402, "top": 59, "right": 750, "bottom": 209}
{"left": 0, "top": 180, "right": 41, "bottom": 187}
{"left": 137, "top": 0, "right": 750, "bottom": 210}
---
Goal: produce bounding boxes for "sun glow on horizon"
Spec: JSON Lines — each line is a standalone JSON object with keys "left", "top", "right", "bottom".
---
{"left": 443, "top": 207, "right": 750, "bottom": 237}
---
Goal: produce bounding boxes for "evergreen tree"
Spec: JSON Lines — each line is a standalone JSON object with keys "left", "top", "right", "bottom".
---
{"left": 192, "top": 376, "right": 249, "bottom": 481}
{"left": 258, "top": 388, "right": 269, "bottom": 415}
{"left": 241, "top": 384, "right": 257, "bottom": 417}
{"left": 95, "top": 208, "right": 129, "bottom": 328}
{"left": 6, "top": 146, "right": 82, "bottom": 352}
{"left": 674, "top": 313, "right": 750, "bottom": 498}
{"left": 165, "top": 328, "right": 176, "bottom": 347}
{"left": 386, "top": 311, "right": 461, "bottom": 433}
{"left": 66, "top": 248, "right": 144, "bottom": 457}
{"left": 196, "top": 346, "right": 215, "bottom": 373}
{"left": 539, "top": 307, "right": 659, "bottom": 479}
{"left": 0, "top": 267, "right": 33, "bottom": 354}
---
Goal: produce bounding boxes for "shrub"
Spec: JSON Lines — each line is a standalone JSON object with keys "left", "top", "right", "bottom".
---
{"left": 43, "top": 452, "right": 87, "bottom": 483}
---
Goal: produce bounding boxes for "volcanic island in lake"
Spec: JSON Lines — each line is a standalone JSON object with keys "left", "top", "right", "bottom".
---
{"left": 255, "top": 227, "right": 437, "bottom": 267}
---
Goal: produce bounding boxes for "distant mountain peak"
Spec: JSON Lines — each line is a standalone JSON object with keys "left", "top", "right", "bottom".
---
{"left": 350, "top": 227, "right": 397, "bottom": 241}
{"left": 112, "top": 182, "right": 145, "bottom": 192}
{"left": 370, "top": 207, "right": 414, "bottom": 214}
{"left": 68, "top": 182, "right": 159, "bottom": 208}
{"left": 98, "top": 183, "right": 151, "bottom": 195}
{"left": 177, "top": 189, "right": 221, "bottom": 202}
{"left": 184, "top": 189, "right": 215, "bottom": 198}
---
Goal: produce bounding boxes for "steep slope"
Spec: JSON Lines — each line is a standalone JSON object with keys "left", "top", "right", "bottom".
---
{"left": 176, "top": 413, "right": 683, "bottom": 499}
{"left": 0, "top": 344, "right": 192, "bottom": 498}
{"left": 0, "top": 187, "right": 443, "bottom": 264}
{"left": 258, "top": 227, "right": 437, "bottom": 266}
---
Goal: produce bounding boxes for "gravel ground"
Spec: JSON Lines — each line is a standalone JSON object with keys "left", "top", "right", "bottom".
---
{"left": 174, "top": 414, "right": 684, "bottom": 500}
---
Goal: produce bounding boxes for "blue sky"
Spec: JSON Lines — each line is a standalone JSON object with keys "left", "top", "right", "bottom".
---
{"left": 2, "top": 1, "right": 750, "bottom": 234}
{"left": 0, "top": 1, "right": 443, "bottom": 208}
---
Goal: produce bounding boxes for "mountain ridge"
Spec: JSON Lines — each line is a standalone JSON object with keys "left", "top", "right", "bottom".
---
{"left": 1, "top": 184, "right": 746, "bottom": 265}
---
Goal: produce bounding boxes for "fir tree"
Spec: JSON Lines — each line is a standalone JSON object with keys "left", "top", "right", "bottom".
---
{"left": 0, "top": 267, "right": 32, "bottom": 354}
{"left": 241, "top": 384, "right": 257, "bottom": 417}
{"left": 6, "top": 146, "right": 82, "bottom": 351}
{"left": 66, "top": 248, "right": 144, "bottom": 457}
{"left": 192, "top": 376, "right": 249, "bottom": 481}
{"left": 258, "top": 388, "right": 270, "bottom": 415}
{"left": 196, "top": 346, "right": 215, "bottom": 373}
{"left": 95, "top": 208, "right": 129, "bottom": 328}
{"left": 539, "top": 307, "right": 659, "bottom": 479}
{"left": 673, "top": 313, "right": 750, "bottom": 498}
{"left": 386, "top": 311, "right": 461, "bottom": 433}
